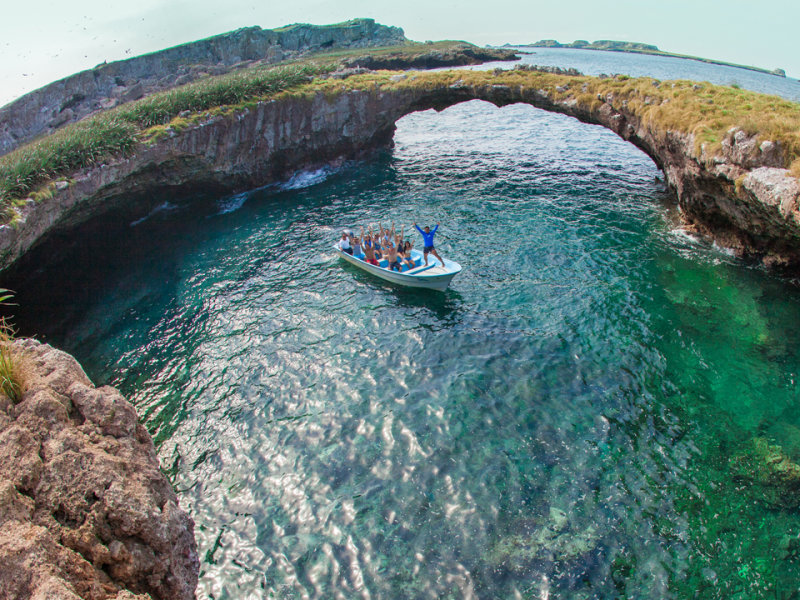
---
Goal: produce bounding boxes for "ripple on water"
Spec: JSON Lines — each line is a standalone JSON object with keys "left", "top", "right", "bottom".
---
{"left": 8, "top": 100, "right": 800, "bottom": 598}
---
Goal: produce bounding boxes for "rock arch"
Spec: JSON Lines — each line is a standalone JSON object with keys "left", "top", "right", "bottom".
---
{"left": 1, "top": 72, "right": 799, "bottom": 271}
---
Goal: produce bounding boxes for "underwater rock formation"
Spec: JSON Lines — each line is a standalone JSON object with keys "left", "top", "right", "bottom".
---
{"left": 488, "top": 506, "right": 599, "bottom": 572}
{"left": 731, "top": 437, "right": 800, "bottom": 508}
{"left": 0, "top": 339, "right": 198, "bottom": 600}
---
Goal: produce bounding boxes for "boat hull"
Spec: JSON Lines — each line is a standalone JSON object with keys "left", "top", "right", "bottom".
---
{"left": 335, "top": 246, "right": 461, "bottom": 291}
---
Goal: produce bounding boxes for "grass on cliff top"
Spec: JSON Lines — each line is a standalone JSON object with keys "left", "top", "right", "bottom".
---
{"left": 293, "top": 40, "right": 494, "bottom": 61}
{"left": 0, "top": 41, "right": 493, "bottom": 216}
{"left": 292, "top": 68, "right": 800, "bottom": 174}
{"left": 1, "top": 61, "right": 800, "bottom": 222}
{"left": 0, "top": 64, "right": 327, "bottom": 213}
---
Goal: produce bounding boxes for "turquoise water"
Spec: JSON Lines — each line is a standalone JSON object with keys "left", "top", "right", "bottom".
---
{"left": 9, "top": 96, "right": 800, "bottom": 598}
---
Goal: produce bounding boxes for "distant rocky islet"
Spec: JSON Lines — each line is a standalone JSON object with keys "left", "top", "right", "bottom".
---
{"left": 510, "top": 38, "right": 788, "bottom": 77}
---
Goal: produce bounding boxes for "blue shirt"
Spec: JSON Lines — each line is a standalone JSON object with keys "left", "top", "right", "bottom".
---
{"left": 415, "top": 224, "right": 438, "bottom": 248}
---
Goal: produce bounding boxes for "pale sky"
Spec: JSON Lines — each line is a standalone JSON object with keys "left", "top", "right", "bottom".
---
{"left": 1, "top": 0, "right": 798, "bottom": 107}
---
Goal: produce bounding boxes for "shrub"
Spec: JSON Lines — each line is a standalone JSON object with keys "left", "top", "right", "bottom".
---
{"left": 0, "top": 289, "right": 24, "bottom": 403}
{"left": 0, "top": 342, "right": 25, "bottom": 403}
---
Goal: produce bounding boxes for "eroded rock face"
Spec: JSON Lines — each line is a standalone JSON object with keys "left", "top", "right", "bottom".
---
{"left": 0, "top": 338, "right": 198, "bottom": 600}
{"left": 0, "top": 19, "right": 406, "bottom": 156}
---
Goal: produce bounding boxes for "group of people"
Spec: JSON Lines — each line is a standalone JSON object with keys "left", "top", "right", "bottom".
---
{"left": 336, "top": 222, "right": 444, "bottom": 271}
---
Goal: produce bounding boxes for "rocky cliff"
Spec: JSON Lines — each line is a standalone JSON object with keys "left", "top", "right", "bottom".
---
{"left": 0, "top": 338, "right": 198, "bottom": 600}
{"left": 1, "top": 70, "right": 799, "bottom": 271}
{"left": 0, "top": 19, "right": 405, "bottom": 157}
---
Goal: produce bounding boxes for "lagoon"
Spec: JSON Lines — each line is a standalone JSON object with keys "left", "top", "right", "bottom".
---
{"left": 9, "top": 52, "right": 800, "bottom": 598}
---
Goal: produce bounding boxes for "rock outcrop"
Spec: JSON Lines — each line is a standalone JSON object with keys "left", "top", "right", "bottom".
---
{"left": 2, "top": 71, "right": 800, "bottom": 272}
{"left": 339, "top": 43, "right": 517, "bottom": 70}
{"left": 0, "top": 338, "right": 198, "bottom": 600}
{"left": 0, "top": 19, "right": 406, "bottom": 156}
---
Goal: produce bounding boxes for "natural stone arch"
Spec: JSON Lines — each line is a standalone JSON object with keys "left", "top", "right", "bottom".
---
{"left": 1, "top": 71, "right": 798, "bottom": 271}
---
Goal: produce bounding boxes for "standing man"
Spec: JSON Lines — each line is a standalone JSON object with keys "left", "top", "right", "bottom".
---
{"left": 414, "top": 222, "right": 444, "bottom": 267}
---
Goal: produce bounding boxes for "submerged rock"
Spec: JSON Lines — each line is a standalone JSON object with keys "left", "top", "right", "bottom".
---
{"left": 731, "top": 437, "right": 800, "bottom": 508}
{"left": 0, "top": 339, "right": 198, "bottom": 599}
{"left": 488, "top": 506, "right": 599, "bottom": 573}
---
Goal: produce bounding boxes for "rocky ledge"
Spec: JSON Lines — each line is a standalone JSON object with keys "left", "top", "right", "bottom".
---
{"left": 0, "top": 338, "right": 198, "bottom": 600}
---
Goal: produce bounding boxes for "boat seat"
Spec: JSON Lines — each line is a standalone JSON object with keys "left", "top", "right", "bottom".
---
{"left": 405, "top": 264, "right": 437, "bottom": 275}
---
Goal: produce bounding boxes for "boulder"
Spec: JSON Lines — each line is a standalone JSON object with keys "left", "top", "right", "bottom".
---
{"left": 0, "top": 338, "right": 198, "bottom": 600}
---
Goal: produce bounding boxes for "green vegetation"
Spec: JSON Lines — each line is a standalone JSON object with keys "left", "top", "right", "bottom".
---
{"left": 115, "top": 64, "right": 321, "bottom": 128}
{"left": 0, "top": 343, "right": 24, "bottom": 403}
{"left": 1, "top": 54, "right": 799, "bottom": 223}
{"left": 0, "top": 64, "right": 327, "bottom": 215}
{"left": 0, "top": 288, "right": 24, "bottom": 404}
{"left": 527, "top": 39, "right": 786, "bottom": 77}
{"left": 0, "top": 117, "right": 138, "bottom": 217}
{"left": 279, "top": 40, "right": 513, "bottom": 69}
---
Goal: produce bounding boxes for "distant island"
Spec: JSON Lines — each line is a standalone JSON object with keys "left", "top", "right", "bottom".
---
{"left": 508, "top": 39, "right": 787, "bottom": 78}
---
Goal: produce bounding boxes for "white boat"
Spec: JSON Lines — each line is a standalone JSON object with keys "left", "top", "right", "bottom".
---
{"left": 334, "top": 245, "right": 461, "bottom": 291}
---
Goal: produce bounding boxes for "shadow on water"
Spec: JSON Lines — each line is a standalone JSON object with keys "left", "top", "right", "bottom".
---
{"left": 393, "top": 285, "right": 464, "bottom": 321}
{"left": 338, "top": 261, "right": 465, "bottom": 322}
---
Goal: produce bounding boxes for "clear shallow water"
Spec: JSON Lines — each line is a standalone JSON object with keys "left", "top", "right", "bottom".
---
{"left": 471, "top": 47, "right": 800, "bottom": 102}
{"left": 9, "top": 98, "right": 800, "bottom": 598}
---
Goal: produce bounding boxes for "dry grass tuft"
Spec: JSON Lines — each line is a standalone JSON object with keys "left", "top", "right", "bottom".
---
{"left": 0, "top": 342, "right": 26, "bottom": 403}
{"left": 0, "top": 318, "right": 27, "bottom": 404}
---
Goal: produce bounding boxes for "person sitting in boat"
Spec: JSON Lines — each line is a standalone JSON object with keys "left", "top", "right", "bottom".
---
{"left": 394, "top": 224, "right": 405, "bottom": 249}
{"left": 384, "top": 239, "right": 402, "bottom": 272}
{"left": 414, "top": 222, "right": 444, "bottom": 267}
{"left": 337, "top": 231, "right": 353, "bottom": 255}
{"left": 360, "top": 226, "right": 380, "bottom": 266}
{"left": 371, "top": 230, "right": 383, "bottom": 260}
{"left": 402, "top": 240, "right": 416, "bottom": 269}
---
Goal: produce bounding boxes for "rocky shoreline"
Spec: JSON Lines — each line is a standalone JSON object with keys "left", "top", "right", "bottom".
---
{"left": 2, "top": 21, "right": 800, "bottom": 600}
{"left": 0, "top": 338, "right": 198, "bottom": 599}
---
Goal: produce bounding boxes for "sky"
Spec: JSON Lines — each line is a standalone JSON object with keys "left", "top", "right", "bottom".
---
{"left": 1, "top": 0, "right": 798, "bottom": 107}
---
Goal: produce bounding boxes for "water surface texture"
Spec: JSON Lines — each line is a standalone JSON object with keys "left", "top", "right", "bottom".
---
{"left": 472, "top": 46, "right": 800, "bottom": 101}
{"left": 10, "top": 66, "right": 800, "bottom": 598}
